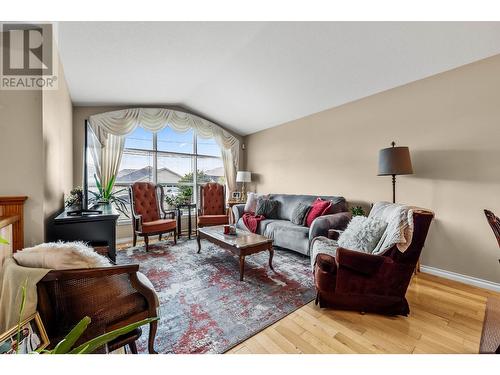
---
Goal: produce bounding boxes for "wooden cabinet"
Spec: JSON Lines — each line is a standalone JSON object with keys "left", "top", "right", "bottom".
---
{"left": 46, "top": 204, "right": 119, "bottom": 261}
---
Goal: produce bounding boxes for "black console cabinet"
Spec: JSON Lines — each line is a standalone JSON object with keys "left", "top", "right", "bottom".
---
{"left": 46, "top": 205, "right": 120, "bottom": 261}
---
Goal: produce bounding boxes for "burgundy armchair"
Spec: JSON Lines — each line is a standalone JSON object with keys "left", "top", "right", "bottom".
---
{"left": 313, "top": 210, "right": 434, "bottom": 316}
{"left": 129, "top": 182, "right": 177, "bottom": 251}
{"left": 197, "top": 183, "right": 229, "bottom": 227}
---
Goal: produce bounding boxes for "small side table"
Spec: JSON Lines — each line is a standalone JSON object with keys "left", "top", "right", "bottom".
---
{"left": 227, "top": 200, "right": 245, "bottom": 224}
{"left": 176, "top": 203, "right": 197, "bottom": 239}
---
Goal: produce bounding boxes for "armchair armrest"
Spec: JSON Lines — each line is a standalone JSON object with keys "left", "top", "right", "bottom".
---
{"left": 309, "top": 212, "right": 351, "bottom": 240}
{"left": 40, "top": 264, "right": 141, "bottom": 281}
{"left": 327, "top": 229, "right": 343, "bottom": 240}
{"left": 336, "top": 247, "right": 393, "bottom": 276}
{"left": 161, "top": 209, "right": 176, "bottom": 220}
{"left": 232, "top": 204, "right": 246, "bottom": 223}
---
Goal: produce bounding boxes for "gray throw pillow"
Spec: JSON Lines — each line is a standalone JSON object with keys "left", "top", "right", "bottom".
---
{"left": 338, "top": 216, "right": 388, "bottom": 253}
{"left": 255, "top": 197, "right": 279, "bottom": 218}
{"left": 291, "top": 202, "right": 311, "bottom": 226}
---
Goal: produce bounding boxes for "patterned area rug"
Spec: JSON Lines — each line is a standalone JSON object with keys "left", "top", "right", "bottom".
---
{"left": 116, "top": 238, "right": 315, "bottom": 353}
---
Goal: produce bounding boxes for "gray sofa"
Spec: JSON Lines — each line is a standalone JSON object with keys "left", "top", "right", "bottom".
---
{"left": 232, "top": 194, "right": 351, "bottom": 256}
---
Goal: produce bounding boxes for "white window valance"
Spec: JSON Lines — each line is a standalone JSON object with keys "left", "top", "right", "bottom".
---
{"left": 87, "top": 108, "right": 240, "bottom": 195}
{"left": 88, "top": 108, "right": 239, "bottom": 167}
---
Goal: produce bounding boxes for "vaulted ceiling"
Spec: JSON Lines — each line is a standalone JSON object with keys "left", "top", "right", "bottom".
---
{"left": 58, "top": 22, "right": 500, "bottom": 135}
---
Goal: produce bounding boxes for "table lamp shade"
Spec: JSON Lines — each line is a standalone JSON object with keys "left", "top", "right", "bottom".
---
{"left": 236, "top": 171, "right": 252, "bottom": 183}
{"left": 378, "top": 146, "right": 413, "bottom": 176}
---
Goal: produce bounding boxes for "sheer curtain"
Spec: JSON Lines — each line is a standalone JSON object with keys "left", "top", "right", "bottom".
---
{"left": 87, "top": 108, "right": 240, "bottom": 193}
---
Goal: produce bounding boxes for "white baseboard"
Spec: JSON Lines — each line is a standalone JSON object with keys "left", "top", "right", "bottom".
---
{"left": 420, "top": 265, "right": 500, "bottom": 292}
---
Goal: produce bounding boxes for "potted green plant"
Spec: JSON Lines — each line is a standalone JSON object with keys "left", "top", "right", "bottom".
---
{"left": 164, "top": 187, "right": 193, "bottom": 208}
{"left": 89, "top": 174, "right": 130, "bottom": 217}
{"left": 351, "top": 206, "right": 366, "bottom": 217}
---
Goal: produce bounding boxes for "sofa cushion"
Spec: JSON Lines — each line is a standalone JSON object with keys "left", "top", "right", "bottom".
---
{"left": 236, "top": 218, "right": 281, "bottom": 235}
{"left": 290, "top": 202, "right": 311, "bottom": 225}
{"left": 263, "top": 221, "right": 310, "bottom": 255}
{"left": 305, "top": 198, "right": 332, "bottom": 227}
{"left": 268, "top": 194, "right": 347, "bottom": 221}
{"left": 244, "top": 192, "right": 258, "bottom": 213}
{"left": 338, "top": 216, "right": 388, "bottom": 253}
{"left": 255, "top": 197, "right": 279, "bottom": 218}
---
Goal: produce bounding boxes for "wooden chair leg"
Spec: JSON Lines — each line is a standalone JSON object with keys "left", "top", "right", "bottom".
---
{"left": 133, "top": 232, "right": 137, "bottom": 247}
{"left": 174, "top": 229, "right": 177, "bottom": 245}
{"left": 148, "top": 321, "right": 158, "bottom": 354}
{"left": 144, "top": 235, "right": 149, "bottom": 251}
{"left": 159, "top": 233, "right": 162, "bottom": 241}
{"left": 128, "top": 341, "right": 138, "bottom": 354}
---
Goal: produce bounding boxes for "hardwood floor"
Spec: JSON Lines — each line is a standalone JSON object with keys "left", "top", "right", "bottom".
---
{"left": 228, "top": 272, "right": 499, "bottom": 354}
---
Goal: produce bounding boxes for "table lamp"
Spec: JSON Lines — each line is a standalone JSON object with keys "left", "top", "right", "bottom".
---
{"left": 236, "top": 171, "right": 251, "bottom": 200}
{"left": 378, "top": 141, "right": 413, "bottom": 203}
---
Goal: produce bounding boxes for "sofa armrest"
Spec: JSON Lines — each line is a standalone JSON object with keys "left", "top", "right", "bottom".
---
{"left": 309, "top": 212, "right": 351, "bottom": 240}
{"left": 336, "top": 247, "right": 392, "bottom": 276}
{"left": 232, "top": 204, "right": 246, "bottom": 223}
{"left": 327, "top": 229, "right": 344, "bottom": 240}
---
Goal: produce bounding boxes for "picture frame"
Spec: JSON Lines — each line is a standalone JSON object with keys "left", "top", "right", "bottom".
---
{"left": 231, "top": 191, "right": 242, "bottom": 200}
{"left": 0, "top": 312, "right": 49, "bottom": 354}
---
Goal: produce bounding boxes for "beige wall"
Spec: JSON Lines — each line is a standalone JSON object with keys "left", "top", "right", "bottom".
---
{"left": 0, "top": 89, "right": 44, "bottom": 245}
{"left": 245, "top": 54, "right": 500, "bottom": 284}
{"left": 0, "top": 49, "right": 73, "bottom": 246}
{"left": 42, "top": 56, "right": 73, "bottom": 228}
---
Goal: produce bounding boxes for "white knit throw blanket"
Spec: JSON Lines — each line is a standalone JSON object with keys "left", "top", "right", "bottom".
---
{"left": 369, "top": 202, "right": 433, "bottom": 255}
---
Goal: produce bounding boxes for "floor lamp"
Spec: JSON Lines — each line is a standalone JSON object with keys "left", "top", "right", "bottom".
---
{"left": 378, "top": 141, "right": 413, "bottom": 203}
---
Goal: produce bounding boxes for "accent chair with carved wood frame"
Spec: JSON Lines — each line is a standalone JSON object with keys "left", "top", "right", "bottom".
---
{"left": 197, "top": 183, "right": 229, "bottom": 228}
{"left": 129, "top": 182, "right": 177, "bottom": 251}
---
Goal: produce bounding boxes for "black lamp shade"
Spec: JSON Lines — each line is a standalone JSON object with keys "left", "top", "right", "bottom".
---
{"left": 378, "top": 146, "right": 413, "bottom": 176}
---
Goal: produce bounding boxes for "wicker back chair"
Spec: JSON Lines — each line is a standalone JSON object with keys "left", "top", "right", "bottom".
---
{"left": 37, "top": 264, "right": 158, "bottom": 354}
{"left": 484, "top": 209, "right": 500, "bottom": 248}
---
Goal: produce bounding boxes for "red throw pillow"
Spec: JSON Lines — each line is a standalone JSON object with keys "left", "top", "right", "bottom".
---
{"left": 305, "top": 198, "right": 332, "bottom": 227}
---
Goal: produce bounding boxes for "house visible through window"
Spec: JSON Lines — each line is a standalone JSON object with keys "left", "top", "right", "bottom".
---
{"left": 87, "top": 127, "right": 225, "bottom": 222}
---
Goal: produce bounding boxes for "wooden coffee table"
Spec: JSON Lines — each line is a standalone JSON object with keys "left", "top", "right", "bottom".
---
{"left": 197, "top": 225, "right": 274, "bottom": 281}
